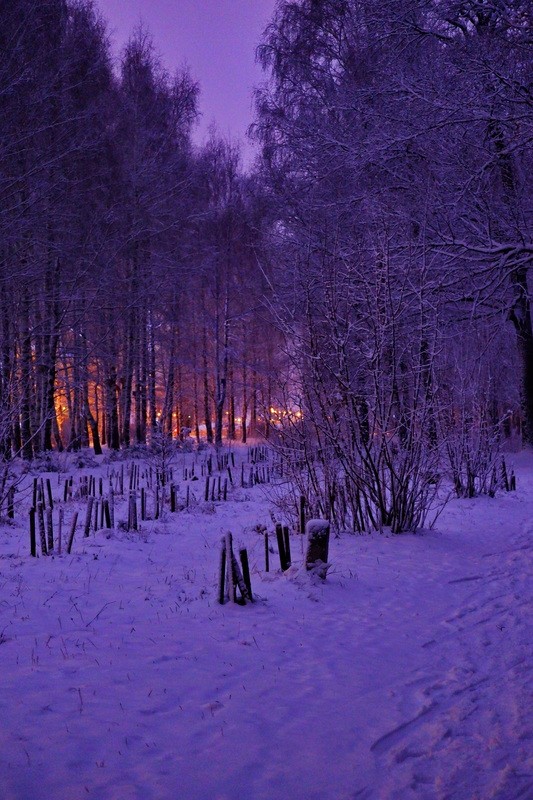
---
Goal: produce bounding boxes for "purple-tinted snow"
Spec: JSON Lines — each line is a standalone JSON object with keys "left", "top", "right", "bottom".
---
{"left": 1, "top": 448, "right": 531, "bottom": 799}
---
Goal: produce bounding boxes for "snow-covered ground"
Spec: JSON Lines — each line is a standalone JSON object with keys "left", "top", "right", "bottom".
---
{"left": 1, "top": 448, "right": 532, "bottom": 800}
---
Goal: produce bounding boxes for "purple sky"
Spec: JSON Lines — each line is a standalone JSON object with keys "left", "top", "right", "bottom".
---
{"left": 96, "top": 0, "right": 277, "bottom": 166}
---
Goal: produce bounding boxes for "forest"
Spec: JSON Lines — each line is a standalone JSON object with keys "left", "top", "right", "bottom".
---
{"left": 1, "top": 0, "right": 531, "bottom": 532}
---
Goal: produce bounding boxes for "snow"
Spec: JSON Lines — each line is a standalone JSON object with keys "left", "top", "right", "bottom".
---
{"left": 1, "top": 449, "right": 532, "bottom": 800}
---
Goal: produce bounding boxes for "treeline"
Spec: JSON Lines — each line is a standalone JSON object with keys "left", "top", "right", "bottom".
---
{"left": 1, "top": 0, "right": 532, "bottom": 530}
{"left": 251, "top": 0, "right": 532, "bottom": 529}
{"left": 0, "top": 0, "right": 277, "bottom": 459}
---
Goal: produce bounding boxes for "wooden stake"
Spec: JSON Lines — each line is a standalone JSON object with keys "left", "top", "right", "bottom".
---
{"left": 141, "top": 487, "right": 146, "bottom": 521}
{"left": 231, "top": 551, "right": 250, "bottom": 603}
{"left": 58, "top": 507, "right": 64, "bottom": 554}
{"left": 283, "top": 525, "right": 291, "bottom": 567}
{"left": 264, "top": 531, "right": 269, "bottom": 572}
{"left": 37, "top": 503, "right": 47, "bottom": 555}
{"left": 299, "top": 495, "right": 306, "bottom": 534}
{"left": 7, "top": 486, "right": 15, "bottom": 519}
{"left": 276, "top": 523, "right": 288, "bottom": 571}
{"left": 84, "top": 497, "right": 94, "bottom": 538}
{"left": 67, "top": 512, "right": 79, "bottom": 554}
{"left": 103, "top": 499, "right": 111, "bottom": 529}
{"left": 46, "top": 478, "right": 54, "bottom": 510}
{"left": 239, "top": 548, "right": 253, "bottom": 602}
{"left": 225, "top": 532, "right": 235, "bottom": 603}
{"left": 218, "top": 539, "right": 227, "bottom": 604}
{"left": 46, "top": 507, "right": 54, "bottom": 551}
{"left": 29, "top": 508, "right": 36, "bottom": 557}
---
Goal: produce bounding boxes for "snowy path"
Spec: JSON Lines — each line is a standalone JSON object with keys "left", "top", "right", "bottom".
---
{"left": 1, "top": 469, "right": 532, "bottom": 800}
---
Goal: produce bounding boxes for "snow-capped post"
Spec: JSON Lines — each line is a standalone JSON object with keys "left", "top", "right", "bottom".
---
{"left": 510, "top": 470, "right": 516, "bottom": 491}
{"left": 305, "top": 519, "right": 330, "bottom": 579}
{"left": 84, "top": 496, "right": 94, "bottom": 538}
{"left": 29, "top": 508, "right": 36, "bottom": 557}
{"left": 66, "top": 512, "right": 79, "bottom": 554}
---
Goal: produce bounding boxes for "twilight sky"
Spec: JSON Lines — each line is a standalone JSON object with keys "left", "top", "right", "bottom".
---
{"left": 96, "top": 0, "right": 278, "bottom": 166}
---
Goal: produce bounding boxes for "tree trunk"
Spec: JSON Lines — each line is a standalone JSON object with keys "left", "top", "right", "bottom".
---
{"left": 20, "top": 292, "right": 34, "bottom": 460}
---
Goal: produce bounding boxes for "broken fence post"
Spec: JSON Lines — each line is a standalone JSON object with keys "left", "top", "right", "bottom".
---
{"left": 239, "top": 548, "right": 253, "bottom": 602}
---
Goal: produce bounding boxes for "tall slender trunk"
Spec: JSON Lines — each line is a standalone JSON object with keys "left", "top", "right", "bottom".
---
{"left": 202, "top": 318, "right": 213, "bottom": 443}
{"left": 121, "top": 310, "right": 135, "bottom": 447}
{"left": 214, "top": 293, "right": 229, "bottom": 447}
{"left": 228, "top": 366, "right": 236, "bottom": 440}
{"left": 20, "top": 291, "right": 34, "bottom": 459}
{"left": 163, "top": 328, "right": 175, "bottom": 436}
{"left": 241, "top": 359, "right": 248, "bottom": 444}
{"left": 489, "top": 119, "right": 533, "bottom": 442}
{"left": 41, "top": 259, "right": 62, "bottom": 451}
{"left": 0, "top": 276, "right": 13, "bottom": 458}
{"left": 148, "top": 308, "right": 156, "bottom": 432}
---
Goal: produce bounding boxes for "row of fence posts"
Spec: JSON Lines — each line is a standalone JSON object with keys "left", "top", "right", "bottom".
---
{"left": 219, "top": 511, "right": 331, "bottom": 606}
{"left": 25, "top": 445, "right": 280, "bottom": 556}
{"left": 29, "top": 488, "right": 115, "bottom": 556}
